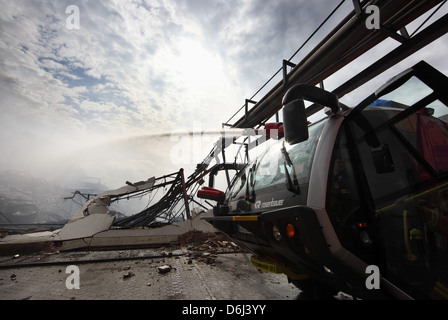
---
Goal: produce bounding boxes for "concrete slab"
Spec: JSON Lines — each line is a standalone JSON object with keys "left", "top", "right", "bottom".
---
{"left": 63, "top": 209, "right": 217, "bottom": 250}
{"left": 55, "top": 214, "right": 116, "bottom": 241}
{"left": 0, "top": 209, "right": 218, "bottom": 254}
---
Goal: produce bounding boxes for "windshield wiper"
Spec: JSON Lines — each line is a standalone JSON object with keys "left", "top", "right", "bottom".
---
{"left": 245, "top": 162, "right": 257, "bottom": 203}
{"left": 281, "top": 142, "right": 300, "bottom": 195}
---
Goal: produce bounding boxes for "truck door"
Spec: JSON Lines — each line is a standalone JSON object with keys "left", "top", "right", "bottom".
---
{"left": 346, "top": 61, "right": 448, "bottom": 299}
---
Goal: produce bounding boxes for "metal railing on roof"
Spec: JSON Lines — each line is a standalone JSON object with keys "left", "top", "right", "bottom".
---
{"left": 224, "top": 0, "right": 447, "bottom": 129}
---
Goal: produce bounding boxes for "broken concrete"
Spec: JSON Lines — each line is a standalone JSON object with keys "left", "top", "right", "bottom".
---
{"left": 55, "top": 177, "right": 156, "bottom": 242}
{"left": 122, "top": 271, "right": 135, "bottom": 279}
{"left": 0, "top": 208, "right": 218, "bottom": 255}
{"left": 56, "top": 214, "right": 115, "bottom": 241}
{"left": 157, "top": 265, "right": 172, "bottom": 274}
{"left": 59, "top": 208, "right": 218, "bottom": 251}
{"left": 0, "top": 176, "right": 215, "bottom": 254}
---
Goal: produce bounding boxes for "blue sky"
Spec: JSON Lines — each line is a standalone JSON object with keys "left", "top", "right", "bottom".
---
{"left": 1, "top": 0, "right": 447, "bottom": 188}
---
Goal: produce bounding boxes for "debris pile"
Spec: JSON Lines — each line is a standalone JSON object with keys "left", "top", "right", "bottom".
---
{"left": 157, "top": 265, "right": 172, "bottom": 274}
{"left": 179, "top": 231, "right": 245, "bottom": 266}
{"left": 187, "top": 251, "right": 218, "bottom": 265}
{"left": 178, "top": 230, "right": 217, "bottom": 245}
{"left": 180, "top": 231, "right": 242, "bottom": 252}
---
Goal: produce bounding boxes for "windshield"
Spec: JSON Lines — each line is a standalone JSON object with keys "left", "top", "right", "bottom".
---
{"left": 226, "top": 120, "right": 326, "bottom": 203}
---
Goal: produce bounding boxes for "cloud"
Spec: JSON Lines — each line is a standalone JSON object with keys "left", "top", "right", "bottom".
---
{"left": 0, "top": 0, "right": 447, "bottom": 189}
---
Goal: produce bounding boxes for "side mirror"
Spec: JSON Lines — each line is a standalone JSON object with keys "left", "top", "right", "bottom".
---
{"left": 282, "top": 84, "right": 340, "bottom": 145}
{"left": 283, "top": 99, "right": 309, "bottom": 145}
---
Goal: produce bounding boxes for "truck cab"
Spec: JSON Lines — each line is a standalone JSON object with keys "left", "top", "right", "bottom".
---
{"left": 200, "top": 61, "right": 448, "bottom": 299}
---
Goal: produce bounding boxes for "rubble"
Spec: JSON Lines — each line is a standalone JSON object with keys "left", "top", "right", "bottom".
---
{"left": 122, "top": 271, "right": 135, "bottom": 279}
{"left": 158, "top": 265, "right": 172, "bottom": 274}
{"left": 178, "top": 231, "right": 245, "bottom": 266}
{"left": 179, "top": 231, "right": 243, "bottom": 252}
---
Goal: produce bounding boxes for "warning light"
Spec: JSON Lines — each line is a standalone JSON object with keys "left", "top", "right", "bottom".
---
{"left": 286, "top": 223, "right": 295, "bottom": 238}
{"left": 358, "top": 222, "right": 368, "bottom": 228}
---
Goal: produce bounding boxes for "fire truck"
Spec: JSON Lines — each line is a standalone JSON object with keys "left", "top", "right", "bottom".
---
{"left": 199, "top": 60, "right": 448, "bottom": 299}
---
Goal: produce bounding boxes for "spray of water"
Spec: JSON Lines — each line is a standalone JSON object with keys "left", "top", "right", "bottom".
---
{"left": 1, "top": 128, "right": 250, "bottom": 189}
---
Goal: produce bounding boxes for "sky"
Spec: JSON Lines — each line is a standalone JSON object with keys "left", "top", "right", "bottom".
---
{"left": 1, "top": 0, "right": 447, "bottom": 189}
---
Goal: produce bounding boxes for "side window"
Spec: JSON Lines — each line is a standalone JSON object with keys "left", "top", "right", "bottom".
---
{"left": 326, "top": 125, "right": 367, "bottom": 255}
{"left": 346, "top": 62, "right": 448, "bottom": 299}
{"left": 394, "top": 108, "right": 448, "bottom": 177}
{"left": 350, "top": 106, "right": 448, "bottom": 298}
{"left": 227, "top": 165, "right": 248, "bottom": 201}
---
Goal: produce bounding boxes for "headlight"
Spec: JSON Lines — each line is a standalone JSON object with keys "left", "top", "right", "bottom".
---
{"left": 273, "top": 225, "right": 281, "bottom": 241}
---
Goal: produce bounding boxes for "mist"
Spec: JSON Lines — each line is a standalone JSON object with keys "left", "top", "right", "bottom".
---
{"left": 0, "top": 124, "right": 235, "bottom": 190}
